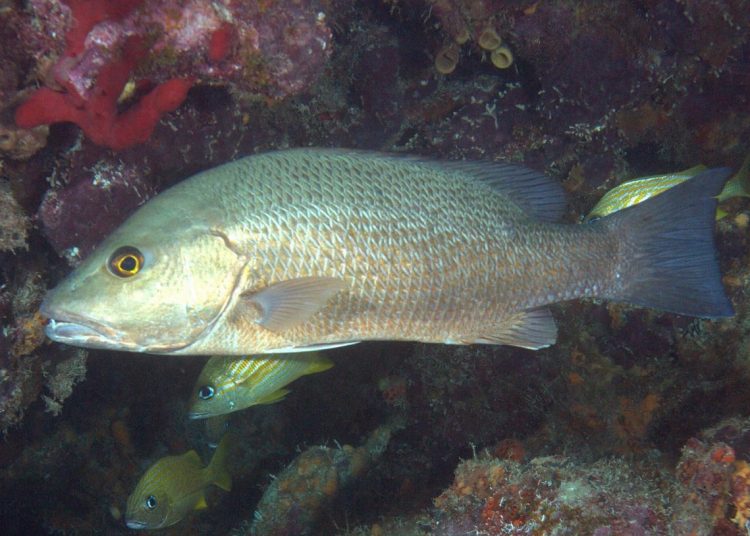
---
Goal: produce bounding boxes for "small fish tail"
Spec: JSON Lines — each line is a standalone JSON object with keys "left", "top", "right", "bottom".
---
{"left": 207, "top": 434, "right": 233, "bottom": 492}
{"left": 720, "top": 151, "right": 750, "bottom": 201}
{"left": 601, "top": 167, "right": 734, "bottom": 318}
{"left": 305, "top": 352, "right": 335, "bottom": 375}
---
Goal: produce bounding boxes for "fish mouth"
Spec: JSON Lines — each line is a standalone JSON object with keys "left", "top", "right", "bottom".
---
{"left": 42, "top": 312, "right": 139, "bottom": 351}
{"left": 40, "top": 298, "right": 192, "bottom": 353}
{"left": 187, "top": 411, "right": 210, "bottom": 420}
{"left": 125, "top": 519, "right": 148, "bottom": 529}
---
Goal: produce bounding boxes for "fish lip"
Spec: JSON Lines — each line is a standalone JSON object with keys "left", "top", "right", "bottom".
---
{"left": 125, "top": 519, "right": 148, "bottom": 529}
{"left": 42, "top": 310, "right": 130, "bottom": 350}
{"left": 40, "top": 303, "right": 189, "bottom": 353}
{"left": 40, "top": 302, "right": 140, "bottom": 351}
{"left": 187, "top": 411, "right": 210, "bottom": 420}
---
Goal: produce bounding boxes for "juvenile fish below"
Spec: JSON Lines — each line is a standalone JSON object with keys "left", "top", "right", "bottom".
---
{"left": 40, "top": 149, "right": 734, "bottom": 355}
{"left": 125, "top": 435, "right": 232, "bottom": 530}
{"left": 188, "top": 352, "right": 334, "bottom": 419}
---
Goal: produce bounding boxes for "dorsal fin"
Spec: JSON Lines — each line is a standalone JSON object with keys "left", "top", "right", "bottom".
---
{"left": 281, "top": 149, "right": 567, "bottom": 221}
{"left": 438, "top": 161, "right": 567, "bottom": 222}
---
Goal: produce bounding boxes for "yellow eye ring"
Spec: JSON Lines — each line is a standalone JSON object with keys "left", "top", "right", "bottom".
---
{"left": 108, "top": 246, "right": 144, "bottom": 278}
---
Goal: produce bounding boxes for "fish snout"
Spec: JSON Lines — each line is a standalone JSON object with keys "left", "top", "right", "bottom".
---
{"left": 41, "top": 310, "right": 130, "bottom": 351}
{"left": 125, "top": 518, "right": 148, "bottom": 530}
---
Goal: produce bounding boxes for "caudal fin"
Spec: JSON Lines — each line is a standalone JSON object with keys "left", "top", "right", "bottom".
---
{"left": 601, "top": 167, "right": 734, "bottom": 318}
{"left": 208, "top": 434, "right": 233, "bottom": 492}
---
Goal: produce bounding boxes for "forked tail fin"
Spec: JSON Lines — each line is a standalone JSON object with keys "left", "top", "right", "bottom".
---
{"left": 599, "top": 167, "right": 734, "bottom": 318}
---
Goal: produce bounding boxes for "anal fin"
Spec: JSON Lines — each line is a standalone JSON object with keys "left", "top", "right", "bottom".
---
{"left": 475, "top": 307, "right": 557, "bottom": 350}
{"left": 195, "top": 494, "right": 208, "bottom": 510}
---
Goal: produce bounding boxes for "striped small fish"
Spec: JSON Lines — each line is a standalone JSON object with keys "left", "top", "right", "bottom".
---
{"left": 187, "top": 352, "right": 334, "bottom": 419}
{"left": 125, "top": 435, "right": 232, "bottom": 529}
{"left": 587, "top": 156, "right": 749, "bottom": 221}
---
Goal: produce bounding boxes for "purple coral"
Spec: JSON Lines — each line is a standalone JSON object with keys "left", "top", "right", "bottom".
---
{"left": 37, "top": 158, "right": 156, "bottom": 261}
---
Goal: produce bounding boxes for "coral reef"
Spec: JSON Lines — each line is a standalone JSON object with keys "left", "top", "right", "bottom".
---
{"left": 433, "top": 454, "right": 671, "bottom": 534}
{"left": 241, "top": 423, "right": 396, "bottom": 536}
{"left": 0, "top": 180, "right": 28, "bottom": 252}
{"left": 40, "top": 348, "right": 87, "bottom": 415}
{"left": 37, "top": 156, "right": 157, "bottom": 261}
{"left": 11, "top": 0, "right": 332, "bottom": 149}
{"left": 16, "top": 35, "right": 194, "bottom": 150}
{"left": 0, "top": 0, "right": 748, "bottom": 534}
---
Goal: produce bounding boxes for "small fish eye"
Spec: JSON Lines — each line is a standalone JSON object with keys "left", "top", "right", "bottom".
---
{"left": 199, "top": 385, "right": 215, "bottom": 400}
{"left": 108, "top": 246, "right": 144, "bottom": 278}
{"left": 145, "top": 495, "right": 157, "bottom": 510}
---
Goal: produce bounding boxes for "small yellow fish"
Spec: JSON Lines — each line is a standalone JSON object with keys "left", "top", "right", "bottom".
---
{"left": 125, "top": 435, "right": 232, "bottom": 530}
{"left": 187, "top": 352, "right": 334, "bottom": 419}
{"left": 587, "top": 155, "right": 750, "bottom": 221}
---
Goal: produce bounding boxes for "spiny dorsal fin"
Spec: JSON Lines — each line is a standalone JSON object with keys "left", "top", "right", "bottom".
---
{"left": 294, "top": 149, "right": 567, "bottom": 222}
{"left": 183, "top": 450, "right": 202, "bottom": 466}
{"left": 438, "top": 161, "right": 567, "bottom": 222}
{"left": 475, "top": 307, "right": 557, "bottom": 350}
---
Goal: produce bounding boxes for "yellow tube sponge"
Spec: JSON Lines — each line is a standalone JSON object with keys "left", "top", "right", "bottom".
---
{"left": 477, "top": 28, "right": 502, "bottom": 51}
{"left": 435, "top": 44, "right": 460, "bottom": 74}
{"left": 491, "top": 45, "right": 513, "bottom": 69}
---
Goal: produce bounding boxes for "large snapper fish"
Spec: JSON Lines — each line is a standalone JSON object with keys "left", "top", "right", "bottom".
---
{"left": 40, "top": 149, "right": 733, "bottom": 355}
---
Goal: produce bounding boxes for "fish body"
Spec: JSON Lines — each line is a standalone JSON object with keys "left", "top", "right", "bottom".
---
{"left": 125, "top": 436, "right": 232, "bottom": 530}
{"left": 586, "top": 168, "right": 703, "bottom": 221}
{"left": 41, "top": 149, "right": 733, "bottom": 355}
{"left": 587, "top": 156, "right": 750, "bottom": 221}
{"left": 188, "top": 352, "right": 334, "bottom": 419}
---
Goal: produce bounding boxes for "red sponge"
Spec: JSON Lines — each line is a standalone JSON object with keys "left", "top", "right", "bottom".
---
{"left": 63, "top": 0, "right": 145, "bottom": 56}
{"left": 15, "top": 36, "right": 193, "bottom": 150}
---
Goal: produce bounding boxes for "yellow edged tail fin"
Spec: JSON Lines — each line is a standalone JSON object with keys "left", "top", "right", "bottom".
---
{"left": 207, "top": 434, "right": 233, "bottom": 492}
{"left": 304, "top": 353, "right": 335, "bottom": 375}
{"left": 717, "top": 152, "right": 750, "bottom": 202}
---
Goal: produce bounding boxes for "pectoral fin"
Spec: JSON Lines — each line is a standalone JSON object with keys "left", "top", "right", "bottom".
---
{"left": 475, "top": 307, "right": 557, "bottom": 350}
{"left": 246, "top": 277, "right": 346, "bottom": 332}
{"left": 255, "top": 388, "right": 290, "bottom": 405}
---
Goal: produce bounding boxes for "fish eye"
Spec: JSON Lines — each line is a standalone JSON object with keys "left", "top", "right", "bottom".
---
{"left": 145, "top": 495, "right": 157, "bottom": 510}
{"left": 198, "top": 385, "right": 215, "bottom": 400}
{"left": 108, "top": 246, "right": 144, "bottom": 278}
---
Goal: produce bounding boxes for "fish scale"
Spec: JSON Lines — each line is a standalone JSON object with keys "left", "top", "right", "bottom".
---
{"left": 200, "top": 152, "right": 616, "bottom": 350}
{"left": 41, "top": 149, "right": 733, "bottom": 355}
